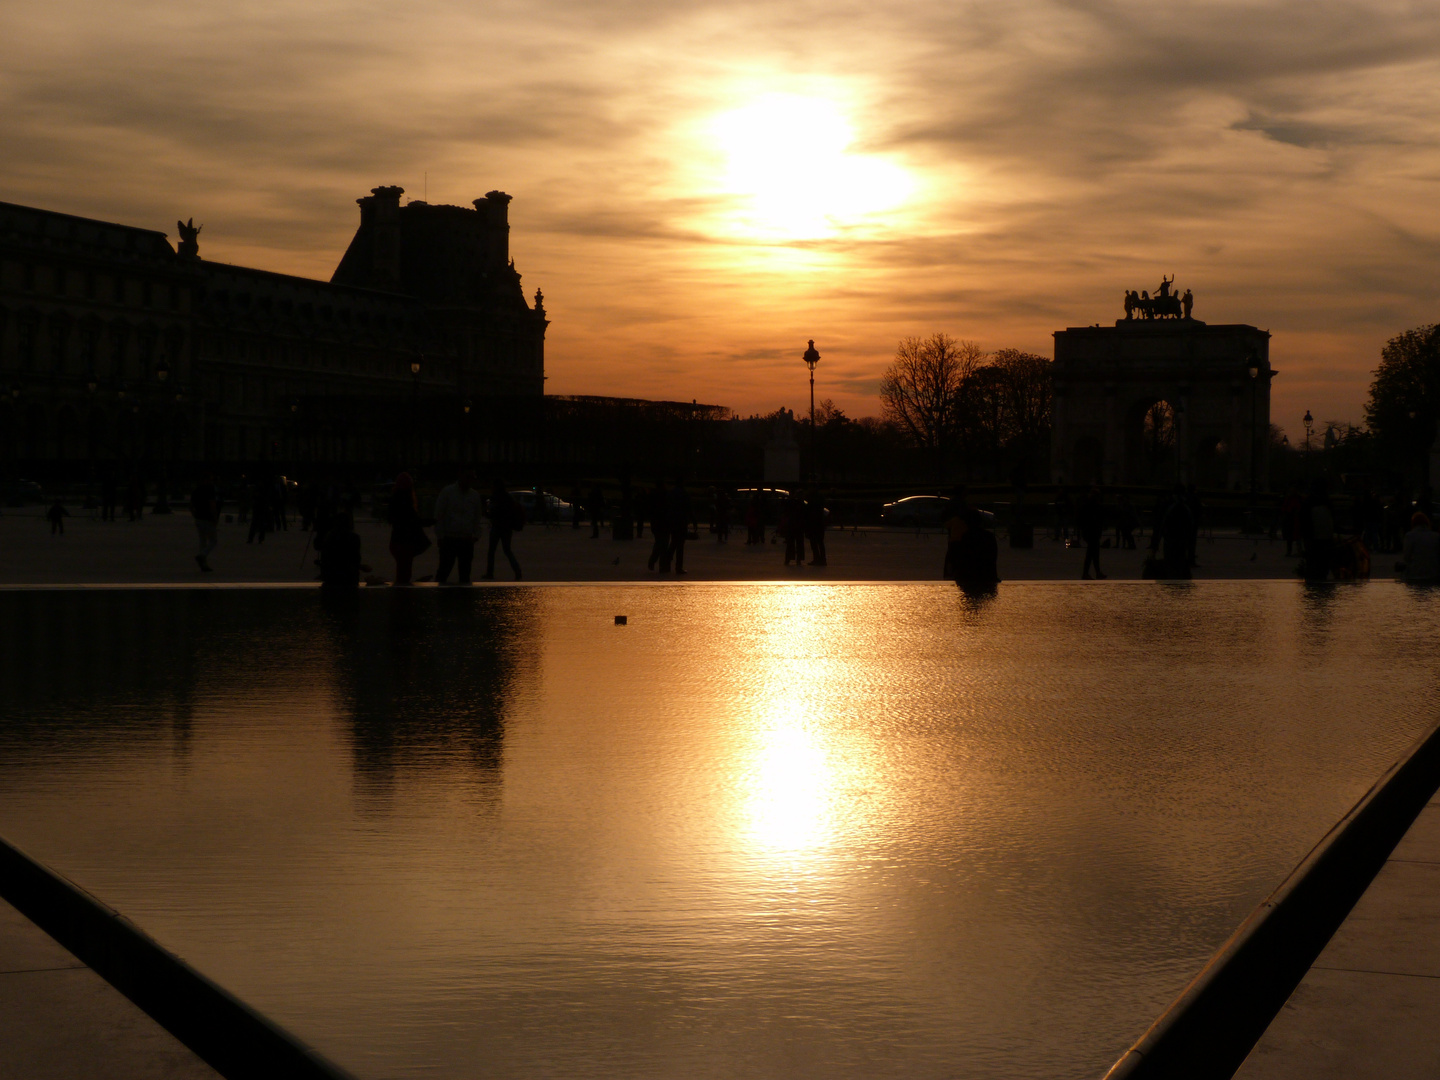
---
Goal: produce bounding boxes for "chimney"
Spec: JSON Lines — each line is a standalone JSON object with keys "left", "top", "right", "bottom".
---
{"left": 359, "top": 185, "right": 404, "bottom": 290}
{"left": 475, "top": 191, "right": 512, "bottom": 268}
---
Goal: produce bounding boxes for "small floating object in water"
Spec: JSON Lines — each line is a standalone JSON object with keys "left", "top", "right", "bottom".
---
{"left": 614, "top": 615, "right": 628, "bottom": 625}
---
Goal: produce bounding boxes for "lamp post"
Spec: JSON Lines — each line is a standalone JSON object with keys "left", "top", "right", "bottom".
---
{"left": 84, "top": 375, "right": 98, "bottom": 510}
{"left": 410, "top": 356, "right": 422, "bottom": 468}
{"left": 1246, "top": 358, "right": 1259, "bottom": 530}
{"left": 153, "top": 359, "right": 171, "bottom": 513}
{"left": 1302, "top": 409, "right": 1313, "bottom": 481}
{"left": 802, "top": 339, "right": 820, "bottom": 481}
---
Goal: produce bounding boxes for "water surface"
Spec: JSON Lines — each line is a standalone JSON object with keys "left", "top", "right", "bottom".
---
{"left": 1, "top": 583, "right": 1437, "bottom": 1079}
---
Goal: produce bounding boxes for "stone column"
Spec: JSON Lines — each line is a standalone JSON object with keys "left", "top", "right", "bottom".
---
{"left": 1103, "top": 382, "right": 1121, "bottom": 484}
{"left": 1228, "top": 381, "right": 1244, "bottom": 490}
{"left": 1177, "top": 384, "right": 1191, "bottom": 484}
{"left": 1050, "top": 383, "right": 1067, "bottom": 483}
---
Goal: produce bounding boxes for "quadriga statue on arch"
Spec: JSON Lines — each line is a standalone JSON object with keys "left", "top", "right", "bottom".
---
{"left": 1123, "top": 276, "right": 1195, "bottom": 321}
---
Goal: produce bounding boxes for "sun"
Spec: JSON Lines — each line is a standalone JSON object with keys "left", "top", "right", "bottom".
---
{"left": 709, "top": 94, "right": 912, "bottom": 240}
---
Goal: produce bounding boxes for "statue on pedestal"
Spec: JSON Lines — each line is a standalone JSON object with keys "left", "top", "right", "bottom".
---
{"left": 176, "top": 217, "right": 202, "bottom": 259}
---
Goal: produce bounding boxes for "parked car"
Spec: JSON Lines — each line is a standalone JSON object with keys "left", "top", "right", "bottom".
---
{"left": 881, "top": 496, "right": 994, "bottom": 529}
{"left": 1, "top": 479, "right": 43, "bottom": 507}
{"left": 508, "top": 490, "right": 575, "bottom": 523}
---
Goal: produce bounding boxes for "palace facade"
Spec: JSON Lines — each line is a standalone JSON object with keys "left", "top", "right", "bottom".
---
{"left": 0, "top": 186, "right": 548, "bottom": 478}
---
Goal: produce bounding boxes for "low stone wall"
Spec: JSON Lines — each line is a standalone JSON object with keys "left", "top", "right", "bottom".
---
{"left": 0, "top": 834, "right": 356, "bottom": 1080}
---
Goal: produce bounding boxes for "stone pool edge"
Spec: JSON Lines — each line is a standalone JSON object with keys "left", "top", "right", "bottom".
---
{"left": 0, "top": 833, "right": 358, "bottom": 1080}
{"left": 1102, "top": 712, "right": 1440, "bottom": 1080}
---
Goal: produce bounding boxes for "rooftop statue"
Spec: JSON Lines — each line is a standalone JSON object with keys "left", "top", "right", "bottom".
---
{"left": 1123, "top": 277, "right": 1192, "bottom": 321}
{"left": 176, "top": 217, "right": 202, "bottom": 259}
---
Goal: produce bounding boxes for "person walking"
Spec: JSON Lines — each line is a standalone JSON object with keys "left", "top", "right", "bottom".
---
{"left": 647, "top": 479, "right": 671, "bottom": 571}
{"left": 1400, "top": 513, "right": 1439, "bottom": 583}
{"left": 1079, "top": 485, "right": 1107, "bottom": 579}
{"left": 388, "top": 472, "right": 429, "bottom": 585}
{"left": 1280, "top": 487, "right": 1303, "bottom": 557}
{"left": 1301, "top": 481, "right": 1335, "bottom": 582}
{"left": 805, "top": 489, "right": 827, "bottom": 567}
{"left": 247, "top": 476, "right": 272, "bottom": 544}
{"left": 433, "top": 468, "right": 484, "bottom": 585}
{"left": 666, "top": 478, "right": 692, "bottom": 574}
{"left": 191, "top": 474, "right": 219, "bottom": 572}
{"left": 482, "top": 479, "right": 523, "bottom": 580}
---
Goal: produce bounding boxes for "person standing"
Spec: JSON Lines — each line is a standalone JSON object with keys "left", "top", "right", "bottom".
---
{"left": 388, "top": 472, "right": 428, "bottom": 585}
{"left": 1280, "top": 487, "right": 1303, "bottom": 557}
{"left": 433, "top": 468, "right": 484, "bottom": 585}
{"left": 1079, "top": 485, "right": 1107, "bottom": 579}
{"left": 571, "top": 481, "right": 584, "bottom": 531}
{"left": 647, "top": 479, "right": 671, "bottom": 571}
{"left": 666, "top": 478, "right": 692, "bottom": 574}
{"left": 483, "top": 479, "right": 523, "bottom": 580}
{"left": 1151, "top": 486, "right": 1193, "bottom": 579}
{"left": 100, "top": 468, "right": 117, "bottom": 522}
{"left": 781, "top": 491, "right": 806, "bottom": 566}
{"left": 1116, "top": 492, "right": 1138, "bottom": 550}
{"left": 1301, "top": 481, "right": 1335, "bottom": 582}
{"left": 715, "top": 488, "right": 731, "bottom": 544}
{"left": 191, "top": 474, "right": 219, "bottom": 572}
{"left": 46, "top": 498, "right": 69, "bottom": 535}
{"left": 318, "top": 511, "right": 362, "bottom": 595}
{"left": 588, "top": 483, "right": 605, "bottom": 539}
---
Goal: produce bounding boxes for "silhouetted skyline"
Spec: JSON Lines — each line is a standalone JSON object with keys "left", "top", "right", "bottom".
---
{"left": 3, "top": 2, "right": 1437, "bottom": 433}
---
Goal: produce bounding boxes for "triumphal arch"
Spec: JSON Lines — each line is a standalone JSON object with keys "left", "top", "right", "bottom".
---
{"left": 1050, "top": 280, "right": 1274, "bottom": 489}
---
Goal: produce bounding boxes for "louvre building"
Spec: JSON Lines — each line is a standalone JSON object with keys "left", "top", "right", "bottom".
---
{"left": 0, "top": 186, "right": 548, "bottom": 478}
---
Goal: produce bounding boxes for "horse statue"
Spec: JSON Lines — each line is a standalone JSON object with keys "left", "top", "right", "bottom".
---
{"left": 1123, "top": 280, "right": 1187, "bottom": 320}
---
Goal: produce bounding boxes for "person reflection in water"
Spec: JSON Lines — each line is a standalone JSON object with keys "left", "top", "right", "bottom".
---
{"left": 943, "top": 488, "right": 999, "bottom": 589}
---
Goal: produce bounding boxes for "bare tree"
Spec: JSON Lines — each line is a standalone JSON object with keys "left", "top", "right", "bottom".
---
{"left": 879, "top": 333, "right": 985, "bottom": 474}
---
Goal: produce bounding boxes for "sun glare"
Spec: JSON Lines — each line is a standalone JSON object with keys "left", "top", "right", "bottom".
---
{"left": 709, "top": 94, "right": 912, "bottom": 241}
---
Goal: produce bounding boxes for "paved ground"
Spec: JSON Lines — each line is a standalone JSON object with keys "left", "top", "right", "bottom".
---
{"left": 0, "top": 508, "right": 1380, "bottom": 584}
{"left": 0, "top": 897, "right": 219, "bottom": 1080}
{"left": 1235, "top": 793, "right": 1440, "bottom": 1079}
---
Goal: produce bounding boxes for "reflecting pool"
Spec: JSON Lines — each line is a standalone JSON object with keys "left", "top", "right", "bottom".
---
{"left": 1, "top": 583, "right": 1437, "bottom": 1079}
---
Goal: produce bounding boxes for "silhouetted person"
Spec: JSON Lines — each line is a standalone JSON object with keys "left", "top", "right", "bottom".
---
{"left": 782, "top": 491, "right": 806, "bottom": 566}
{"left": 434, "top": 468, "right": 484, "bottom": 585}
{"left": 1280, "top": 487, "right": 1303, "bottom": 557}
{"left": 100, "top": 469, "right": 117, "bottom": 522}
{"left": 588, "top": 483, "right": 605, "bottom": 539}
{"left": 1079, "top": 485, "right": 1107, "bottom": 579}
{"left": 943, "top": 488, "right": 970, "bottom": 578}
{"left": 46, "top": 499, "right": 68, "bottom": 535}
{"left": 247, "top": 477, "right": 272, "bottom": 544}
{"left": 1354, "top": 487, "right": 1382, "bottom": 554}
{"left": 647, "top": 479, "right": 671, "bottom": 571}
{"left": 946, "top": 500, "right": 999, "bottom": 588}
{"left": 483, "top": 479, "right": 522, "bottom": 580}
{"left": 1401, "top": 513, "right": 1439, "bottom": 583}
{"left": 1184, "top": 485, "right": 1202, "bottom": 567}
{"left": 388, "top": 472, "right": 428, "bottom": 585}
{"left": 125, "top": 474, "right": 144, "bottom": 522}
{"left": 1054, "top": 485, "right": 1072, "bottom": 541}
{"left": 715, "top": 488, "right": 732, "bottom": 543}
{"left": 666, "top": 479, "right": 691, "bottom": 574}
{"left": 319, "top": 511, "right": 362, "bottom": 595}
{"left": 1116, "top": 493, "right": 1138, "bottom": 549}
{"left": 1151, "top": 487, "right": 1193, "bottom": 579}
{"left": 805, "top": 489, "right": 827, "bottom": 566}
{"left": 571, "top": 481, "right": 583, "bottom": 531}
{"left": 273, "top": 478, "right": 289, "bottom": 531}
{"left": 745, "top": 490, "right": 763, "bottom": 544}
{"left": 1301, "top": 480, "right": 1335, "bottom": 582}
{"left": 191, "top": 474, "right": 218, "bottom": 572}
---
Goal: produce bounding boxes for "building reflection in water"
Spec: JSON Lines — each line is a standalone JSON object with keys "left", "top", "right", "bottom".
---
{"left": 323, "top": 588, "right": 538, "bottom": 815}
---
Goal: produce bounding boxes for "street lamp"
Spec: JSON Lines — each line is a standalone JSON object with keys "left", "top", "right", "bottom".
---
{"left": 410, "top": 356, "right": 422, "bottom": 467}
{"left": 153, "top": 359, "right": 172, "bottom": 513}
{"left": 1302, "top": 409, "right": 1314, "bottom": 481}
{"left": 802, "top": 339, "right": 820, "bottom": 481}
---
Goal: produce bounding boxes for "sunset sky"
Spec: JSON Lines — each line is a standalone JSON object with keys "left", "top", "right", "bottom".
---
{"left": 4, "top": 0, "right": 1440, "bottom": 435}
